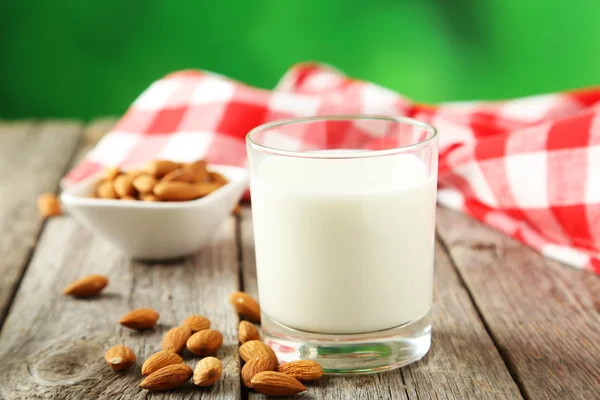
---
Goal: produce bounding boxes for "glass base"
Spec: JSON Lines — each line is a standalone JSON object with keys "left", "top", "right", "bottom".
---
{"left": 262, "top": 311, "right": 431, "bottom": 375}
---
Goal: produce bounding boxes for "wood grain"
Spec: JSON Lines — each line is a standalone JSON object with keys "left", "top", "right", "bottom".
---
{"left": 240, "top": 207, "right": 521, "bottom": 399}
{"left": 0, "top": 120, "right": 83, "bottom": 327}
{"left": 436, "top": 206, "right": 600, "bottom": 400}
{"left": 0, "top": 215, "right": 241, "bottom": 399}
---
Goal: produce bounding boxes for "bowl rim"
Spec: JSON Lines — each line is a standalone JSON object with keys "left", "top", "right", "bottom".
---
{"left": 60, "top": 164, "right": 248, "bottom": 209}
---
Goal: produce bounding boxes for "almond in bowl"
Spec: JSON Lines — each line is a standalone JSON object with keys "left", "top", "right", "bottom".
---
{"left": 90, "top": 160, "right": 229, "bottom": 202}
{"left": 60, "top": 160, "right": 248, "bottom": 260}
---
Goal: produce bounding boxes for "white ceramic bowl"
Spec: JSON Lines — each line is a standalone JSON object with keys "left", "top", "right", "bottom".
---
{"left": 61, "top": 165, "right": 248, "bottom": 260}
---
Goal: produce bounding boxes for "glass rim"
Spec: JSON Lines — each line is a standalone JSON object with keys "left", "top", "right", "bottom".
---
{"left": 246, "top": 114, "right": 438, "bottom": 159}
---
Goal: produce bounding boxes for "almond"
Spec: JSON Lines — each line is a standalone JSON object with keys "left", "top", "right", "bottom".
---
{"left": 229, "top": 291, "right": 261, "bottom": 322}
{"left": 183, "top": 160, "right": 208, "bottom": 182}
{"left": 104, "top": 345, "right": 136, "bottom": 371}
{"left": 182, "top": 315, "right": 211, "bottom": 332}
{"left": 126, "top": 169, "right": 144, "bottom": 179}
{"left": 37, "top": 193, "right": 62, "bottom": 218}
{"left": 146, "top": 160, "right": 181, "bottom": 178}
{"left": 142, "top": 350, "right": 183, "bottom": 376}
{"left": 121, "top": 195, "right": 136, "bottom": 201}
{"left": 194, "top": 182, "right": 221, "bottom": 197}
{"left": 161, "top": 168, "right": 194, "bottom": 183}
{"left": 277, "top": 360, "right": 324, "bottom": 382}
{"left": 119, "top": 308, "right": 159, "bottom": 330}
{"left": 186, "top": 329, "right": 223, "bottom": 356}
{"left": 114, "top": 174, "right": 136, "bottom": 197}
{"left": 104, "top": 166, "right": 121, "bottom": 180}
{"left": 132, "top": 174, "right": 158, "bottom": 195}
{"left": 241, "top": 356, "right": 276, "bottom": 388}
{"left": 193, "top": 356, "right": 222, "bottom": 387}
{"left": 140, "top": 363, "right": 193, "bottom": 391}
{"left": 140, "top": 193, "right": 159, "bottom": 202}
{"left": 238, "top": 321, "right": 260, "bottom": 343}
{"left": 232, "top": 203, "right": 241, "bottom": 216}
{"left": 153, "top": 181, "right": 205, "bottom": 201}
{"left": 161, "top": 326, "right": 192, "bottom": 353}
{"left": 209, "top": 171, "right": 229, "bottom": 187}
{"left": 239, "top": 340, "right": 277, "bottom": 365}
{"left": 63, "top": 274, "right": 108, "bottom": 298}
{"left": 251, "top": 371, "right": 306, "bottom": 396}
{"left": 97, "top": 180, "right": 118, "bottom": 199}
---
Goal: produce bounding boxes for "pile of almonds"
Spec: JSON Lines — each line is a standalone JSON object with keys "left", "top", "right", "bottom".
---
{"left": 104, "top": 310, "right": 224, "bottom": 391}
{"left": 64, "top": 275, "right": 224, "bottom": 390}
{"left": 230, "top": 291, "right": 324, "bottom": 397}
{"left": 92, "top": 159, "right": 227, "bottom": 202}
{"left": 37, "top": 158, "right": 240, "bottom": 218}
{"left": 63, "top": 275, "right": 323, "bottom": 396}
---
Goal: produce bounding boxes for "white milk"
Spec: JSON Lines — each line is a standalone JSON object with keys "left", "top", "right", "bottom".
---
{"left": 250, "top": 154, "right": 436, "bottom": 334}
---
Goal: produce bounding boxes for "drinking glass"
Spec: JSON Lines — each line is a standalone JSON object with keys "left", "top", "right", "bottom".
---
{"left": 246, "top": 115, "right": 438, "bottom": 374}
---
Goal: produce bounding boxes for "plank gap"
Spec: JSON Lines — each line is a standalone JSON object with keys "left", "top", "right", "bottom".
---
{"left": 235, "top": 214, "right": 251, "bottom": 400}
{"left": 235, "top": 214, "right": 245, "bottom": 293}
{"left": 435, "top": 230, "right": 530, "bottom": 400}
{"left": 399, "top": 369, "right": 413, "bottom": 400}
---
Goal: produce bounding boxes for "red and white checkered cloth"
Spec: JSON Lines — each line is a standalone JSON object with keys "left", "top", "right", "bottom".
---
{"left": 64, "top": 63, "right": 600, "bottom": 273}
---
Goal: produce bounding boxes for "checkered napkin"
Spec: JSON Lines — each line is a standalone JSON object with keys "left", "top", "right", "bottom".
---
{"left": 64, "top": 63, "right": 600, "bottom": 273}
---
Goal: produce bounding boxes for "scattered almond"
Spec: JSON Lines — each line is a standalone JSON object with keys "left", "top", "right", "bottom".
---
{"left": 229, "top": 291, "right": 261, "bottom": 322}
{"left": 104, "top": 166, "right": 121, "bottom": 180}
{"left": 238, "top": 321, "right": 260, "bottom": 343}
{"left": 97, "top": 180, "right": 118, "bottom": 199}
{"left": 193, "top": 356, "right": 222, "bottom": 387}
{"left": 121, "top": 195, "right": 136, "bottom": 201}
{"left": 37, "top": 193, "right": 62, "bottom": 218}
{"left": 142, "top": 350, "right": 183, "bottom": 376}
{"left": 153, "top": 181, "right": 207, "bottom": 201}
{"left": 277, "top": 360, "right": 324, "bottom": 382}
{"left": 113, "top": 174, "right": 136, "bottom": 197}
{"left": 161, "top": 326, "right": 192, "bottom": 353}
{"left": 104, "top": 345, "right": 136, "bottom": 372}
{"left": 63, "top": 274, "right": 108, "bottom": 298}
{"left": 146, "top": 160, "right": 182, "bottom": 178}
{"left": 241, "top": 356, "right": 276, "bottom": 388}
{"left": 182, "top": 315, "right": 211, "bottom": 332}
{"left": 239, "top": 340, "right": 278, "bottom": 365}
{"left": 232, "top": 203, "right": 241, "bottom": 216}
{"left": 251, "top": 371, "right": 306, "bottom": 397}
{"left": 140, "top": 363, "right": 193, "bottom": 391}
{"left": 186, "top": 329, "right": 223, "bottom": 356}
{"left": 119, "top": 308, "right": 159, "bottom": 330}
{"left": 132, "top": 174, "right": 158, "bottom": 195}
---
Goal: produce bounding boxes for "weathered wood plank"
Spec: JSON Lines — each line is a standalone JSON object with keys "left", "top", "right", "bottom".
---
{"left": 240, "top": 207, "right": 521, "bottom": 399}
{"left": 0, "top": 213, "right": 241, "bottom": 399}
{"left": 436, "top": 206, "right": 600, "bottom": 400}
{"left": 0, "top": 120, "right": 83, "bottom": 327}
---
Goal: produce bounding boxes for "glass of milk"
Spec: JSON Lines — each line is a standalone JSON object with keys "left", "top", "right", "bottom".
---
{"left": 247, "top": 115, "right": 438, "bottom": 374}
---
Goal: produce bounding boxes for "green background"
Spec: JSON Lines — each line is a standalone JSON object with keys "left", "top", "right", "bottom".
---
{"left": 1, "top": 0, "right": 599, "bottom": 120}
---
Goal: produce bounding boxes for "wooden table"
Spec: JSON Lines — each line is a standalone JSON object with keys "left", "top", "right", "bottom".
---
{"left": 0, "top": 119, "right": 598, "bottom": 400}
